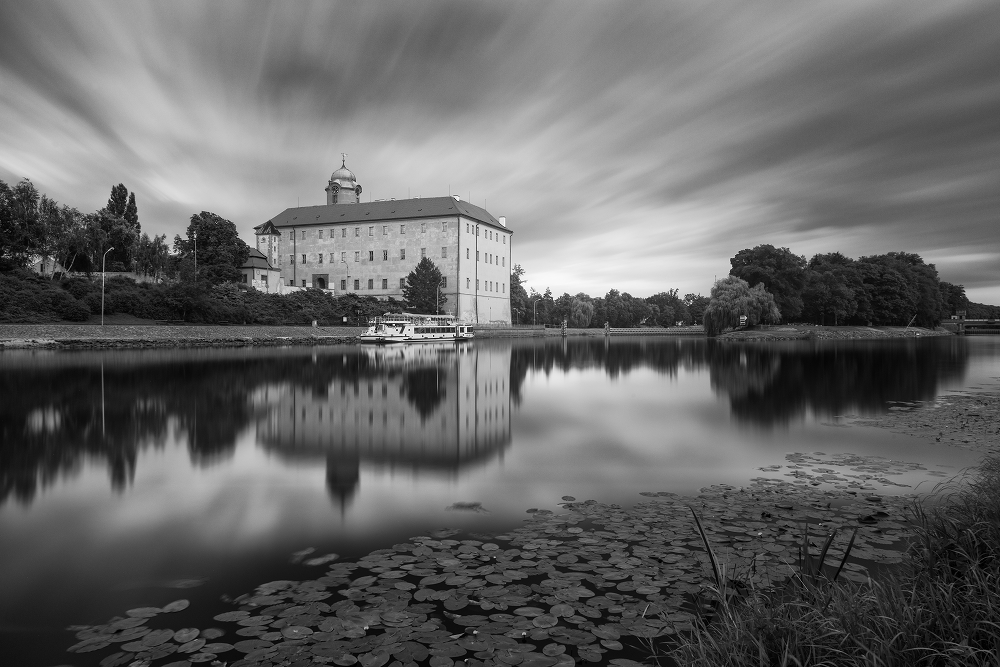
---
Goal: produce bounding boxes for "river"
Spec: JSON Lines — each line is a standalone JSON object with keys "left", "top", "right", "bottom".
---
{"left": 1, "top": 335, "right": 998, "bottom": 666}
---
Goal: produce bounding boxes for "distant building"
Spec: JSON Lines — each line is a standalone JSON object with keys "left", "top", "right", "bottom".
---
{"left": 239, "top": 248, "right": 281, "bottom": 293}
{"left": 254, "top": 157, "right": 511, "bottom": 324}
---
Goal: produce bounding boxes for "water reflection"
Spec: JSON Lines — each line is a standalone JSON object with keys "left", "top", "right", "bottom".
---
{"left": 255, "top": 342, "right": 511, "bottom": 507}
{"left": 0, "top": 337, "right": 972, "bottom": 507}
{"left": 506, "top": 336, "right": 969, "bottom": 424}
{"left": 0, "top": 343, "right": 514, "bottom": 507}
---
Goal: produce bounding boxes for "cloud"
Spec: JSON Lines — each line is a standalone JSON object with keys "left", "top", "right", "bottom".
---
{"left": 0, "top": 0, "right": 997, "bottom": 301}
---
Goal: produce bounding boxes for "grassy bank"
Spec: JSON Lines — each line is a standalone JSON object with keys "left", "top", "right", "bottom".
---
{"left": 669, "top": 455, "right": 1000, "bottom": 666}
{"left": 716, "top": 324, "right": 952, "bottom": 341}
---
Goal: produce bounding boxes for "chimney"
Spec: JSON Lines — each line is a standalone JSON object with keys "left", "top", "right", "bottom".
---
{"left": 498, "top": 216, "right": 506, "bottom": 227}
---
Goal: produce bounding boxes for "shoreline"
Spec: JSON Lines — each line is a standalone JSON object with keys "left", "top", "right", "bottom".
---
{"left": 716, "top": 323, "right": 953, "bottom": 341}
{"left": 0, "top": 322, "right": 962, "bottom": 350}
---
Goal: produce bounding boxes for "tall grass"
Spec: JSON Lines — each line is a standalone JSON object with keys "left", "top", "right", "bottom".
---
{"left": 671, "top": 456, "right": 1000, "bottom": 666}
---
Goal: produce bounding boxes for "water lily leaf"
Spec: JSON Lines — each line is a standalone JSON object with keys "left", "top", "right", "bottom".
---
{"left": 233, "top": 639, "right": 273, "bottom": 653}
{"left": 532, "top": 615, "right": 558, "bottom": 628}
{"left": 561, "top": 496, "right": 576, "bottom": 502}
{"left": 282, "top": 625, "right": 313, "bottom": 639}
{"left": 141, "top": 629, "right": 175, "bottom": 647}
{"left": 549, "top": 604, "right": 575, "bottom": 618}
{"left": 178, "top": 638, "right": 207, "bottom": 653}
{"left": 202, "top": 642, "right": 234, "bottom": 653}
{"left": 125, "top": 607, "right": 161, "bottom": 618}
{"left": 161, "top": 599, "right": 190, "bottom": 612}
{"left": 542, "top": 643, "right": 566, "bottom": 656}
{"left": 199, "top": 627, "right": 224, "bottom": 639}
{"left": 173, "top": 628, "right": 199, "bottom": 643}
{"left": 188, "top": 653, "right": 217, "bottom": 663}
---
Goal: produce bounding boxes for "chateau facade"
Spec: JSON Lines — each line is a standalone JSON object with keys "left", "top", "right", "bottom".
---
{"left": 254, "top": 159, "right": 512, "bottom": 324}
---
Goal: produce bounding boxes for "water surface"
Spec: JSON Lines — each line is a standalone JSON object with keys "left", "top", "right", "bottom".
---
{"left": 1, "top": 335, "right": 997, "bottom": 666}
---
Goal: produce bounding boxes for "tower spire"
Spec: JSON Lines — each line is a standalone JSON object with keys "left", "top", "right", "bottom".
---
{"left": 341, "top": 152, "right": 348, "bottom": 167}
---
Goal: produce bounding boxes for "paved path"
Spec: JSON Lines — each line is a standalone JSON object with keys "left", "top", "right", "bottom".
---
{"left": 0, "top": 324, "right": 367, "bottom": 349}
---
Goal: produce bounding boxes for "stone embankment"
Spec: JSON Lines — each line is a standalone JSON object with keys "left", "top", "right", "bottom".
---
{"left": 717, "top": 324, "right": 953, "bottom": 342}
{"left": 0, "top": 324, "right": 366, "bottom": 350}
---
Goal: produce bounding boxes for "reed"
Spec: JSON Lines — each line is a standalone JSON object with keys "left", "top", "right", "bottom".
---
{"left": 670, "top": 455, "right": 1000, "bottom": 666}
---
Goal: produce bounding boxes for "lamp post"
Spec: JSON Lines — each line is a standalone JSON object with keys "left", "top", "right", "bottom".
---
{"left": 533, "top": 297, "right": 539, "bottom": 326}
{"left": 101, "top": 246, "right": 114, "bottom": 327}
{"left": 193, "top": 230, "right": 197, "bottom": 280}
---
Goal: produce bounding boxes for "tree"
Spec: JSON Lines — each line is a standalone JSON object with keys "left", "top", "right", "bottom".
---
{"left": 730, "top": 245, "right": 807, "bottom": 321}
{"left": 0, "top": 178, "right": 43, "bottom": 268}
{"left": 703, "top": 276, "right": 781, "bottom": 336}
{"left": 939, "top": 282, "right": 969, "bottom": 317}
{"left": 510, "top": 264, "right": 529, "bottom": 321}
{"left": 684, "top": 293, "right": 710, "bottom": 325}
{"left": 402, "top": 257, "right": 447, "bottom": 314}
{"left": 175, "top": 212, "right": 249, "bottom": 285}
{"left": 646, "top": 289, "right": 689, "bottom": 326}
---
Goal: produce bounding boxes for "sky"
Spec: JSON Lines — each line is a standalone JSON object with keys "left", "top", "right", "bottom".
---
{"left": 1, "top": 0, "right": 998, "bottom": 303}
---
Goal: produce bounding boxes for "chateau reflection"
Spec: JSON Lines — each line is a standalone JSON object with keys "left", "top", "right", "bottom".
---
{"left": 254, "top": 342, "right": 512, "bottom": 507}
{"left": 0, "top": 344, "right": 513, "bottom": 507}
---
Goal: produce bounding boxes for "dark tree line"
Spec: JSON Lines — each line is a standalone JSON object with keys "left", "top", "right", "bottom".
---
{"left": 508, "top": 264, "right": 709, "bottom": 327}
{"left": 0, "top": 177, "right": 168, "bottom": 276}
{"left": 728, "top": 244, "right": 981, "bottom": 327}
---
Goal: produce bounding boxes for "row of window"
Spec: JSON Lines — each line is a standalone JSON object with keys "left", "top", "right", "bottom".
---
{"left": 464, "top": 222, "right": 507, "bottom": 245}
{"left": 466, "top": 278, "right": 505, "bottom": 293}
{"left": 280, "top": 221, "right": 508, "bottom": 243}
{"left": 288, "top": 247, "right": 452, "bottom": 265}
{"left": 290, "top": 222, "right": 446, "bottom": 240}
{"left": 468, "top": 249, "right": 504, "bottom": 266}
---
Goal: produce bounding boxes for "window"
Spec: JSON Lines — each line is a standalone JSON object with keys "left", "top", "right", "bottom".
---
{"left": 476, "top": 251, "right": 480, "bottom": 261}
{"left": 341, "top": 280, "right": 346, "bottom": 290}
{"left": 421, "top": 222, "right": 426, "bottom": 233}
{"left": 466, "top": 248, "right": 469, "bottom": 259}
{"left": 319, "top": 229, "right": 324, "bottom": 239}
{"left": 354, "top": 251, "right": 360, "bottom": 262}
{"left": 502, "top": 257, "right": 505, "bottom": 267}
{"left": 355, "top": 227, "right": 360, "bottom": 237}
{"left": 342, "top": 228, "right": 346, "bottom": 238}
{"left": 466, "top": 278, "right": 470, "bottom": 288}
{"left": 289, "top": 254, "right": 295, "bottom": 264}
{"left": 301, "top": 254, "right": 307, "bottom": 264}
{"left": 301, "top": 279, "right": 306, "bottom": 287}
{"left": 353, "top": 279, "right": 360, "bottom": 290}
{"left": 476, "top": 225, "right": 480, "bottom": 236}
{"left": 399, "top": 278, "right": 405, "bottom": 288}
{"left": 400, "top": 224, "right": 406, "bottom": 234}
{"left": 466, "top": 223, "right": 469, "bottom": 233}
{"left": 301, "top": 231, "right": 306, "bottom": 240}
{"left": 382, "top": 278, "right": 388, "bottom": 289}
{"left": 503, "top": 283, "right": 505, "bottom": 293}
{"left": 420, "top": 247, "right": 426, "bottom": 258}
{"left": 383, "top": 225, "right": 388, "bottom": 235}
{"left": 330, "top": 229, "right": 334, "bottom": 237}
{"left": 442, "top": 221, "right": 447, "bottom": 231}
{"left": 503, "top": 235, "right": 506, "bottom": 245}
{"left": 330, "top": 253, "right": 335, "bottom": 263}
{"left": 367, "top": 278, "right": 373, "bottom": 289}
{"left": 318, "top": 254, "right": 323, "bottom": 264}
{"left": 382, "top": 250, "right": 388, "bottom": 261}
{"left": 241, "top": 273, "right": 247, "bottom": 283}
{"left": 476, "top": 279, "right": 480, "bottom": 290}
{"left": 368, "top": 250, "right": 374, "bottom": 261}
{"left": 341, "top": 251, "right": 346, "bottom": 263}
{"left": 400, "top": 249, "right": 405, "bottom": 260}
{"left": 441, "top": 246, "right": 447, "bottom": 258}
{"left": 368, "top": 226, "right": 373, "bottom": 236}
{"left": 441, "top": 277, "right": 447, "bottom": 288}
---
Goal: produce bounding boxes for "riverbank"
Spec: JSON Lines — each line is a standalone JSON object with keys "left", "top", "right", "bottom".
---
{"left": 0, "top": 323, "right": 366, "bottom": 350}
{"left": 716, "top": 323, "right": 953, "bottom": 341}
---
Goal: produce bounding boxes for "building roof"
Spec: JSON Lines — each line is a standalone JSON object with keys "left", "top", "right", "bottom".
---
{"left": 242, "top": 247, "right": 273, "bottom": 270}
{"left": 257, "top": 196, "right": 509, "bottom": 234}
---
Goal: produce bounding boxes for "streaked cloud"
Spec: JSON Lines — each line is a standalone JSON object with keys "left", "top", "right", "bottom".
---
{"left": 1, "top": 0, "right": 997, "bottom": 302}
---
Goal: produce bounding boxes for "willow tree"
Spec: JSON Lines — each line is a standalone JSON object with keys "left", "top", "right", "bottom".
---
{"left": 703, "top": 275, "right": 781, "bottom": 336}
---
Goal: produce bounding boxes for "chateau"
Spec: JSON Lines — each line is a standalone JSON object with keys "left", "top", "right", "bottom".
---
{"left": 254, "top": 158, "right": 512, "bottom": 324}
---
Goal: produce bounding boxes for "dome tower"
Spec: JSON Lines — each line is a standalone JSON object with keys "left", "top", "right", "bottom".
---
{"left": 325, "top": 154, "right": 363, "bottom": 204}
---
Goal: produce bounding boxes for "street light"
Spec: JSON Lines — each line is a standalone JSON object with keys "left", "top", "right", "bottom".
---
{"left": 533, "top": 297, "right": 539, "bottom": 326}
{"left": 101, "top": 246, "right": 115, "bottom": 327}
{"left": 193, "top": 229, "right": 197, "bottom": 280}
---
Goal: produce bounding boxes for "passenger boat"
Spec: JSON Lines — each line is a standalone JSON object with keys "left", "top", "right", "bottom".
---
{"left": 359, "top": 313, "right": 474, "bottom": 344}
